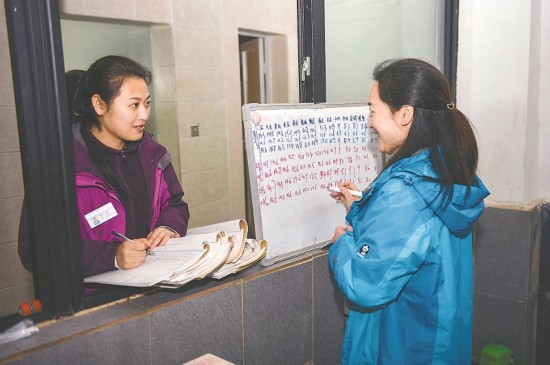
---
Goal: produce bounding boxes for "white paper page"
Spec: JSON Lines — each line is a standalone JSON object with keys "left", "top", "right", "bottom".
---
{"left": 84, "top": 244, "right": 207, "bottom": 287}
{"left": 163, "top": 233, "right": 220, "bottom": 248}
{"left": 187, "top": 219, "right": 243, "bottom": 235}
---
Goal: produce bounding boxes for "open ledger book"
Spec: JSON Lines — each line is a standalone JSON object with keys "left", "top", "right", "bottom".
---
{"left": 83, "top": 219, "right": 267, "bottom": 288}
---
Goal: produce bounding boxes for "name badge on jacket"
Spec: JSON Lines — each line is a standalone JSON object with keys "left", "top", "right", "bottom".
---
{"left": 84, "top": 202, "right": 118, "bottom": 229}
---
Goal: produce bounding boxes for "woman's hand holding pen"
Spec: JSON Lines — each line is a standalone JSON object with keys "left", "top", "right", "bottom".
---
{"left": 116, "top": 238, "right": 150, "bottom": 269}
{"left": 329, "top": 180, "right": 361, "bottom": 211}
{"left": 111, "top": 227, "right": 179, "bottom": 270}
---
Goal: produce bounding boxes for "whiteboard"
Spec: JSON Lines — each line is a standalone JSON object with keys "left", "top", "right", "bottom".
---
{"left": 242, "top": 103, "right": 383, "bottom": 265}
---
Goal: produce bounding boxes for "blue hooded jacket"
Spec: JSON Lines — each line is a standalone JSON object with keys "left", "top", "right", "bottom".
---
{"left": 329, "top": 149, "right": 490, "bottom": 364}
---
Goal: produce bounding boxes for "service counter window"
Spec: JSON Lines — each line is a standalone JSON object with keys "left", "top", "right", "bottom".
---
{"left": 2, "top": 0, "right": 458, "bottom": 324}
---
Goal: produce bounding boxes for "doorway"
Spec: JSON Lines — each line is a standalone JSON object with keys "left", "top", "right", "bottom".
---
{"left": 239, "top": 33, "right": 269, "bottom": 238}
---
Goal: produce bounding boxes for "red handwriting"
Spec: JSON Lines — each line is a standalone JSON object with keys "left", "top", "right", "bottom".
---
{"left": 252, "top": 111, "right": 380, "bottom": 207}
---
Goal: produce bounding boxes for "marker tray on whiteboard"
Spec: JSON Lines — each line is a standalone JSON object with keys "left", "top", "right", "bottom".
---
{"left": 242, "top": 103, "right": 383, "bottom": 266}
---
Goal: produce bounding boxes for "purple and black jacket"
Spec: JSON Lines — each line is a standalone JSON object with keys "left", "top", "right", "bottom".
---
{"left": 18, "top": 124, "right": 190, "bottom": 277}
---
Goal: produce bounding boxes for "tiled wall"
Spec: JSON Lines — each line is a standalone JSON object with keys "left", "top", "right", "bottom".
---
{"left": 0, "top": 205, "right": 549, "bottom": 365}
{"left": 473, "top": 204, "right": 541, "bottom": 364}
{"left": 150, "top": 25, "right": 180, "bottom": 178}
{"left": 537, "top": 204, "right": 550, "bottom": 364}
{"left": 1, "top": 205, "right": 547, "bottom": 364}
{"left": 0, "top": 0, "right": 298, "bottom": 317}
{"left": 0, "top": 252, "right": 347, "bottom": 365}
{"left": 0, "top": 1, "right": 35, "bottom": 318}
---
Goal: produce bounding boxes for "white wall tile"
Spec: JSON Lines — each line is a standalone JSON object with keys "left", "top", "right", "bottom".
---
{"left": 0, "top": 197, "right": 23, "bottom": 245}
{"left": 0, "top": 106, "right": 20, "bottom": 153}
{"left": 177, "top": 101, "right": 227, "bottom": 139}
{"left": 135, "top": 0, "right": 171, "bottom": 24}
{"left": 175, "top": 65, "right": 225, "bottom": 102}
{"left": 172, "top": 0, "right": 222, "bottom": 32}
{"left": 82, "top": 0, "right": 135, "bottom": 21}
{"left": 58, "top": 0, "right": 85, "bottom": 15}
{"left": 153, "top": 65, "right": 176, "bottom": 103}
{"left": 0, "top": 152, "right": 24, "bottom": 198}
{"left": 187, "top": 198, "right": 230, "bottom": 229}
{"left": 0, "top": 282, "right": 34, "bottom": 318}
{"left": 0, "top": 61, "right": 15, "bottom": 107}
{"left": 0, "top": 242, "right": 32, "bottom": 288}
{"left": 180, "top": 134, "right": 228, "bottom": 173}
{"left": 182, "top": 167, "right": 229, "bottom": 208}
{"left": 151, "top": 26, "right": 175, "bottom": 67}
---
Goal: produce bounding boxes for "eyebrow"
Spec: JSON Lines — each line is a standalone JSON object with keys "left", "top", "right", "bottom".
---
{"left": 127, "top": 95, "right": 151, "bottom": 102}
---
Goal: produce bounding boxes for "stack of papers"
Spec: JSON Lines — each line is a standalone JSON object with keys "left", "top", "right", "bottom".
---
{"left": 209, "top": 238, "right": 267, "bottom": 279}
{"left": 84, "top": 219, "right": 267, "bottom": 288}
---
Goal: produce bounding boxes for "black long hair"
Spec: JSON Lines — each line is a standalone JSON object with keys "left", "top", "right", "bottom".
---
{"left": 373, "top": 58, "right": 479, "bottom": 204}
{"left": 66, "top": 55, "right": 152, "bottom": 195}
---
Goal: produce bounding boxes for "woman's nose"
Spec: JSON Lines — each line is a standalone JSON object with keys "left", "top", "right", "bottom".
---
{"left": 138, "top": 104, "right": 150, "bottom": 120}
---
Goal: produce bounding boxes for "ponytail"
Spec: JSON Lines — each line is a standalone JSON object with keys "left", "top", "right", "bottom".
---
{"left": 65, "top": 70, "right": 98, "bottom": 128}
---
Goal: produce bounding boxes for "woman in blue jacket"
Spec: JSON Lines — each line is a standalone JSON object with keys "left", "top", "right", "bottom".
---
{"left": 329, "top": 58, "right": 490, "bottom": 364}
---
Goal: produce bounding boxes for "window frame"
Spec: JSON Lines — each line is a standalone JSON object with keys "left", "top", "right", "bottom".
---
{"left": 5, "top": 0, "right": 83, "bottom": 319}
{"left": 297, "top": 0, "right": 326, "bottom": 103}
{"left": 5, "top": 0, "right": 146, "bottom": 321}
{"left": 4, "top": 0, "right": 460, "bottom": 321}
{"left": 299, "top": 0, "right": 460, "bottom": 103}
{"left": 443, "top": 0, "right": 460, "bottom": 102}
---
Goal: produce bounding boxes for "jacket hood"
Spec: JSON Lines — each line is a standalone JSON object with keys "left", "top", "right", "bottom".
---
{"left": 387, "top": 150, "right": 490, "bottom": 237}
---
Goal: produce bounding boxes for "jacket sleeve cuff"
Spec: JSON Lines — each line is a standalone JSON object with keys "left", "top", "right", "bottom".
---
{"left": 158, "top": 225, "right": 178, "bottom": 235}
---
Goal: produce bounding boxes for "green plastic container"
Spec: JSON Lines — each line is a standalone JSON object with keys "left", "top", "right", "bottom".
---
{"left": 479, "top": 343, "right": 514, "bottom": 365}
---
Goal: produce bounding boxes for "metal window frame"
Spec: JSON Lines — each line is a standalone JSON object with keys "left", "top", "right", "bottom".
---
{"left": 3, "top": 0, "right": 174, "bottom": 322}
{"left": 443, "top": 0, "right": 460, "bottom": 102}
{"left": 3, "top": 0, "right": 460, "bottom": 321}
{"left": 298, "top": 0, "right": 459, "bottom": 103}
{"left": 297, "top": 0, "right": 326, "bottom": 103}
{"left": 4, "top": 0, "right": 84, "bottom": 319}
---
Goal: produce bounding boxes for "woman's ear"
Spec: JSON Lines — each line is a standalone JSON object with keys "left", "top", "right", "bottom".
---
{"left": 91, "top": 94, "right": 107, "bottom": 116}
{"left": 399, "top": 105, "right": 414, "bottom": 126}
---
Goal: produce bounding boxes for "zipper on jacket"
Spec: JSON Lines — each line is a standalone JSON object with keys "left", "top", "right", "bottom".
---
{"left": 147, "top": 158, "right": 155, "bottom": 226}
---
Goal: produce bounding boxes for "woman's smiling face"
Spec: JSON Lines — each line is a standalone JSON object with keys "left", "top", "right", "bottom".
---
{"left": 368, "top": 81, "right": 412, "bottom": 155}
{"left": 91, "top": 77, "right": 151, "bottom": 150}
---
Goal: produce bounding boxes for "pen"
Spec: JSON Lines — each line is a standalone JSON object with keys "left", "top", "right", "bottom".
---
{"left": 327, "top": 186, "right": 363, "bottom": 198}
{"left": 112, "top": 231, "right": 154, "bottom": 255}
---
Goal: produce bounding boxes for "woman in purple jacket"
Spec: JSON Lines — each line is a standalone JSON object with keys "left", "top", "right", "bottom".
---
{"left": 19, "top": 55, "right": 190, "bottom": 277}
